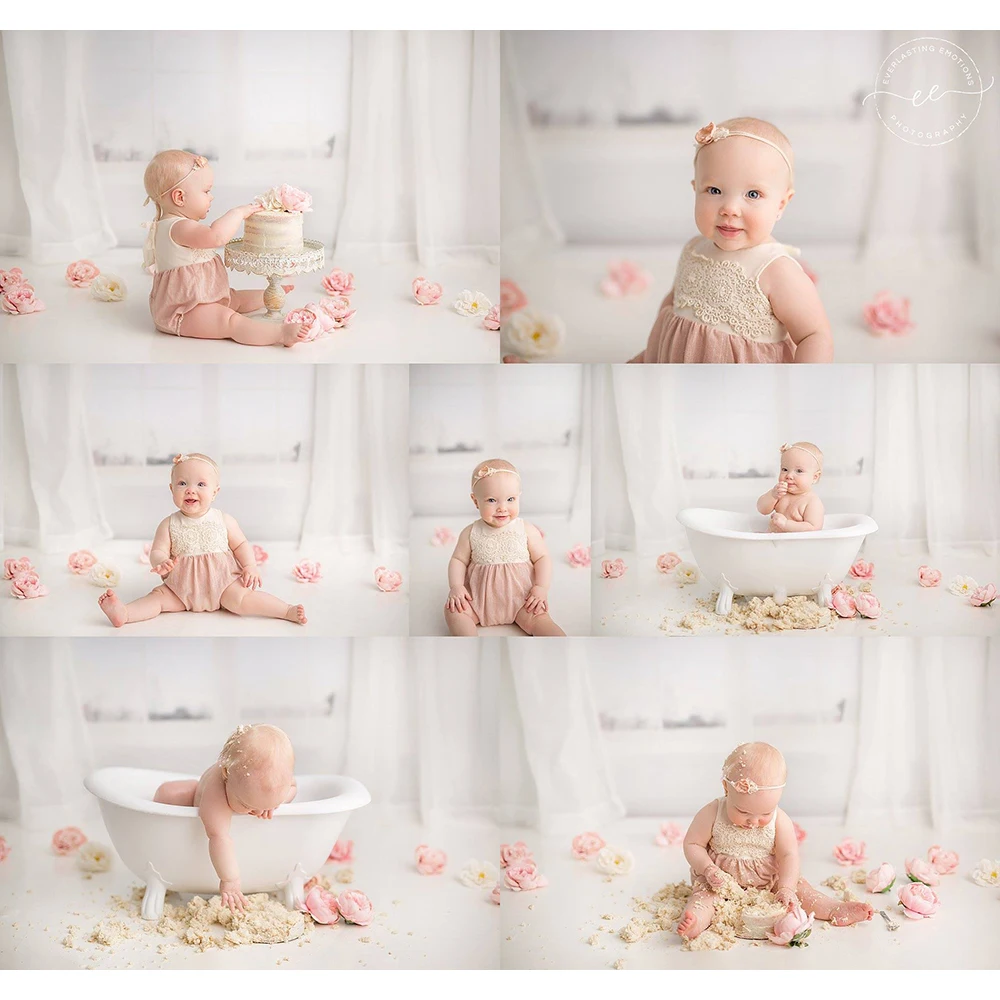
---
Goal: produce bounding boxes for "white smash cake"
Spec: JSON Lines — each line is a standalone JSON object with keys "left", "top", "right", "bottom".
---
{"left": 243, "top": 185, "right": 311, "bottom": 254}
{"left": 736, "top": 895, "right": 786, "bottom": 939}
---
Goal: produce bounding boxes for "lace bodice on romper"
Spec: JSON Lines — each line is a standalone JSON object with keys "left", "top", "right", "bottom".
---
{"left": 146, "top": 215, "right": 220, "bottom": 273}
{"left": 671, "top": 237, "right": 801, "bottom": 344}
{"left": 168, "top": 508, "right": 230, "bottom": 557}
{"left": 708, "top": 797, "right": 777, "bottom": 861}
{"left": 470, "top": 518, "right": 530, "bottom": 565}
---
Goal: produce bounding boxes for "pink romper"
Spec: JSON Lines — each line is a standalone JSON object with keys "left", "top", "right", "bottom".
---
{"left": 466, "top": 518, "right": 534, "bottom": 627}
{"left": 161, "top": 508, "right": 241, "bottom": 612}
{"left": 691, "top": 797, "right": 780, "bottom": 893}
{"left": 636, "top": 237, "right": 800, "bottom": 364}
{"left": 147, "top": 214, "right": 234, "bottom": 335}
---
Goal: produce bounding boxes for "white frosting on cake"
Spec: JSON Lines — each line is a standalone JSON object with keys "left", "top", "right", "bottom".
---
{"left": 242, "top": 210, "right": 304, "bottom": 254}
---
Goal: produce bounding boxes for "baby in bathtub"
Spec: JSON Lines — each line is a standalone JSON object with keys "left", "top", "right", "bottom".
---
{"left": 154, "top": 724, "right": 297, "bottom": 914}
{"left": 677, "top": 742, "right": 872, "bottom": 943}
{"left": 756, "top": 442, "right": 824, "bottom": 533}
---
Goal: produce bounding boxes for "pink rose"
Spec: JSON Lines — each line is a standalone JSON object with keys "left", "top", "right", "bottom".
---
{"left": 855, "top": 592, "right": 882, "bottom": 619}
{"left": 766, "top": 903, "right": 814, "bottom": 946}
{"left": 849, "top": 559, "right": 874, "bottom": 580}
{"left": 865, "top": 862, "right": 896, "bottom": 893}
{"left": 490, "top": 883, "right": 500, "bottom": 904}
{"left": 500, "top": 841, "right": 533, "bottom": 869}
{"left": 327, "top": 840, "right": 354, "bottom": 864}
{"left": 374, "top": 566, "right": 402, "bottom": 593}
{"left": 52, "top": 827, "right": 87, "bottom": 855}
{"left": 277, "top": 183, "right": 312, "bottom": 214}
{"left": 926, "top": 845, "right": 959, "bottom": 875}
{"left": 918, "top": 565, "right": 941, "bottom": 588}
{"left": 412, "top": 276, "right": 443, "bottom": 306}
{"left": 504, "top": 860, "right": 548, "bottom": 892}
{"left": 792, "top": 822, "right": 807, "bottom": 843}
{"left": 139, "top": 543, "right": 151, "bottom": 564}
{"left": 600, "top": 259, "right": 652, "bottom": 298}
{"left": 970, "top": 583, "right": 997, "bottom": 607}
{"left": 1, "top": 282, "right": 45, "bottom": 314}
{"left": 571, "top": 832, "right": 605, "bottom": 859}
{"left": 566, "top": 544, "right": 591, "bottom": 569}
{"left": 414, "top": 844, "right": 447, "bottom": 875}
{"left": 656, "top": 552, "right": 681, "bottom": 573}
{"left": 252, "top": 544, "right": 269, "bottom": 565}
{"left": 830, "top": 589, "right": 857, "bottom": 618}
{"left": 601, "top": 558, "right": 626, "bottom": 579}
{"left": 431, "top": 526, "right": 455, "bottom": 547}
{"left": 321, "top": 268, "right": 355, "bottom": 297}
{"left": 863, "top": 291, "right": 914, "bottom": 337}
{"left": 654, "top": 822, "right": 683, "bottom": 847}
{"left": 10, "top": 571, "right": 48, "bottom": 600}
{"left": 0, "top": 267, "right": 25, "bottom": 291}
{"left": 499, "top": 279, "right": 527, "bottom": 319}
{"left": 905, "top": 856, "right": 940, "bottom": 886}
{"left": 4, "top": 556, "right": 35, "bottom": 579}
{"left": 483, "top": 304, "right": 501, "bottom": 331}
{"left": 315, "top": 296, "right": 356, "bottom": 329}
{"left": 832, "top": 838, "right": 867, "bottom": 866}
{"left": 67, "top": 550, "right": 98, "bottom": 575}
{"left": 284, "top": 307, "right": 324, "bottom": 342}
{"left": 304, "top": 886, "right": 340, "bottom": 924}
{"left": 337, "top": 889, "right": 374, "bottom": 926}
{"left": 898, "top": 881, "right": 940, "bottom": 919}
{"left": 293, "top": 559, "right": 322, "bottom": 583}
{"left": 0, "top": 836, "right": 9, "bottom": 863}
{"left": 65, "top": 260, "right": 100, "bottom": 287}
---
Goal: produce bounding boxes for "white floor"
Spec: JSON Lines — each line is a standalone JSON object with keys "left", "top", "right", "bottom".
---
{"left": 499, "top": 817, "right": 1000, "bottom": 969}
{"left": 0, "top": 541, "right": 408, "bottom": 637}
{"left": 502, "top": 245, "right": 1000, "bottom": 364}
{"left": 0, "top": 806, "right": 499, "bottom": 969}
{"left": 0, "top": 251, "right": 499, "bottom": 364}
{"left": 408, "top": 515, "right": 592, "bottom": 636}
{"left": 592, "top": 542, "right": 999, "bottom": 638}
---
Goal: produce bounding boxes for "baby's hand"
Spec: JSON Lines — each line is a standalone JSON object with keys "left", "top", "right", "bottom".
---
{"left": 242, "top": 203, "right": 263, "bottom": 219}
{"left": 772, "top": 482, "right": 788, "bottom": 499}
{"left": 524, "top": 585, "right": 549, "bottom": 615}
{"left": 150, "top": 558, "right": 176, "bottom": 578}
{"left": 775, "top": 887, "right": 798, "bottom": 910}
{"left": 241, "top": 569, "right": 261, "bottom": 591}
{"left": 770, "top": 511, "right": 787, "bottom": 530}
{"left": 446, "top": 586, "right": 472, "bottom": 613}
{"left": 220, "top": 879, "right": 248, "bottom": 914}
{"left": 703, "top": 863, "right": 727, "bottom": 892}
{"left": 257, "top": 808, "right": 274, "bottom": 820}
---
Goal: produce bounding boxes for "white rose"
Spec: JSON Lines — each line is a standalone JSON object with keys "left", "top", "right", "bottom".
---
{"left": 453, "top": 289, "right": 493, "bottom": 317}
{"left": 254, "top": 187, "right": 284, "bottom": 211}
{"left": 458, "top": 859, "right": 499, "bottom": 889}
{"left": 596, "top": 847, "right": 634, "bottom": 876}
{"left": 89, "top": 563, "right": 121, "bottom": 588}
{"left": 948, "top": 575, "right": 978, "bottom": 597}
{"left": 502, "top": 309, "right": 565, "bottom": 360}
{"left": 675, "top": 562, "right": 699, "bottom": 585}
{"left": 90, "top": 274, "right": 127, "bottom": 302}
{"left": 77, "top": 842, "right": 113, "bottom": 873}
{"left": 971, "top": 858, "right": 1000, "bottom": 886}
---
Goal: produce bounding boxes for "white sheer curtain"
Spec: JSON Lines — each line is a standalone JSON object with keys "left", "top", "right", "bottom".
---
{"left": 300, "top": 365, "right": 408, "bottom": 556}
{"left": 0, "top": 32, "right": 116, "bottom": 262}
{"left": 1, "top": 365, "right": 113, "bottom": 552}
{"left": 969, "top": 31, "right": 1000, "bottom": 273}
{"left": 336, "top": 30, "right": 500, "bottom": 266}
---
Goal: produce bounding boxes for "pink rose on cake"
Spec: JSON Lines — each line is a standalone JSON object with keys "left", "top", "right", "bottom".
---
{"left": 256, "top": 185, "right": 312, "bottom": 213}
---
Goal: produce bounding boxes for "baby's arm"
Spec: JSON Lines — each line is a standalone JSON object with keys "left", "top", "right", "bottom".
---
{"left": 757, "top": 482, "right": 787, "bottom": 515}
{"left": 772, "top": 809, "right": 801, "bottom": 908}
{"left": 761, "top": 258, "right": 833, "bottom": 363}
{"left": 171, "top": 204, "right": 261, "bottom": 251}
{"left": 148, "top": 517, "right": 175, "bottom": 578}
{"left": 445, "top": 526, "right": 474, "bottom": 613}
{"left": 524, "top": 522, "right": 552, "bottom": 614}
{"left": 223, "top": 512, "right": 260, "bottom": 590}
{"left": 198, "top": 768, "right": 246, "bottom": 913}
{"left": 628, "top": 288, "right": 675, "bottom": 363}
{"left": 771, "top": 496, "right": 824, "bottom": 532}
{"left": 683, "top": 801, "right": 727, "bottom": 890}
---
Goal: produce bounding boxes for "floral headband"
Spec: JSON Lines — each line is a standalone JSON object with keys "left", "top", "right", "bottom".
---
{"left": 694, "top": 122, "right": 793, "bottom": 179}
{"left": 723, "top": 776, "right": 786, "bottom": 795}
{"left": 143, "top": 155, "right": 208, "bottom": 206}
{"left": 780, "top": 442, "right": 822, "bottom": 473}
{"left": 474, "top": 465, "right": 520, "bottom": 484}
{"left": 173, "top": 454, "right": 189, "bottom": 465}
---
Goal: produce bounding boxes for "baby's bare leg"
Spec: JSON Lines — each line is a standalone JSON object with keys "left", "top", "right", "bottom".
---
{"left": 230, "top": 285, "right": 296, "bottom": 314}
{"left": 444, "top": 606, "right": 478, "bottom": 636}
{"left": 180, "top": 302, "right": 310, "bottom": 348}
{"left": 98, "top": 585, "right": 185, "bottom": 627}
{"left": 514, "top": 607, "right": 567, "bottom": 637}
{"left": 154, "top": 779, "right": 198, "bottom": 806}
{"left": 677, "top": 887, "right": 715, "bottom": 940}
{"left": 796, "top": 878, "right": 873, "bottom": 925}
{"left": 220, "top": 582, "right": 306, "bottom": 624}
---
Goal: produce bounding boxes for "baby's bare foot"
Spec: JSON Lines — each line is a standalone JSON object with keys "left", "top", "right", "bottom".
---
{"left": 285, "top": 604, "right": 307, "bottom": 625}
{"left": 676, "top": 905, "right": 712, "bottom": 941}
{"left": 98, "top": 589, "right": 128, "bottom": 627}
{"left": 827, "top": 900, "right": 873, "bottom": 926}
{"left": 281, "top": 322, "right": 311, "bottom": 347}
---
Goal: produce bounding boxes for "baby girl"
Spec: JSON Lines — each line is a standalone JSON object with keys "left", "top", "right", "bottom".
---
{"left": 98, "top": 453, "right": 306, "bottom": 627}
{"left": 142, "top": 150, "right": 309, "bottom": 347}
{"left": 756, "top": 442, "right": 825, "bottom": 532}
{"left": 677, "top": 742, "right": 872, "bottom": 942}
{"left": 444, "top": 459, "right": 565, "bottom": 636}
{"left": 631, "top": 118, "right": 832, "bottom": 364}
{"left": 154, "top": 723, "right": 297, "bottom": 913}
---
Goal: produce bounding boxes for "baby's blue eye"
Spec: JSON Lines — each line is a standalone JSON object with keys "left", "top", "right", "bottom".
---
{"left": 747, "top": 190, "right": 761, "bottom": 200}
{"left": 708, "top": 186, "right": 722, "bottom": 195}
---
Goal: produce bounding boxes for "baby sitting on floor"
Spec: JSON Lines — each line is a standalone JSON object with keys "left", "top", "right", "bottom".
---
{"left": 154, "top": 724, "right": 297, "bottom": 913}
{"left": 756, "top": 441, "right": 824, "bottom": 533}
{"left": 677, "top": 741, "right": 872, "bottom": 942}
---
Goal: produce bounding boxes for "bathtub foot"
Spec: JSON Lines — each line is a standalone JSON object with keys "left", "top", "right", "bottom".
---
{"left": 817, "top": 575, "right": 834, "bottom": 609}
{"left": 279, "top": 863, "right": 310, "bottom": 911}
{"left": 141, "top": 862, "right": 172, "bottom": 921}
{"left": 715, "top": 577, "right": 734, "bottom": 616}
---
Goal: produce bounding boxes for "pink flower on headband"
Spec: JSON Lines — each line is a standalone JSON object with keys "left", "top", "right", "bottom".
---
{"left": 172, "top": 454, "right": 188, "bottom": 465}
{"left": 601, "top": 558, "right": 626, "bottom": 579}
{"left": 695, "top": 121, "right": 730, "bottom": 145}
{"left": 374, "top": 566, "right": 402, "bottom": 592}
{"left": 863, "top": 291, "right": 914, "bottom": 337}
{"left": 849, "top": 559, "right": 874, "bottom": 580}
{"left": 65, "top": 260, "right": 100, "bottom": 287}
{"left": 917, "top": 565, "right": 941, "bottom": 588}
{"left": 412, "top": 276, "right": 442, "bottom": 306}
{"left": 293, "top": 560, "right": 322, "bottom": 583}
{"left": 728, "top": 777, "right": 759, "bottom": 795}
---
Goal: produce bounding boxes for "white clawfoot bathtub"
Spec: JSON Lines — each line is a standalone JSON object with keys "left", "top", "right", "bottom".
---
{"left": 85, "top": 767, "right": 371, "bottom": 920}
{"left": 677, "top": 509, "right": 878, "bottom": 615}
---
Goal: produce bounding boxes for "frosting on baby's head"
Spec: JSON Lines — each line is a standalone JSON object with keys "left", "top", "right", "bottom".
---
{"left": 722, "top": 742, "right": 787, "bottom": 796}
{"left": 470, "top": 458, "right": 521, "bottom": 494}
{"left": 143, "top": 150, "right": 209, "bottom": 220}
{"left": 219, "top": 723, "right": 295, "bottom": 795}
{"left": 779, "top": 441, "right": 823, "bottom": 480}
{"left": 694, "top": 117, "right": 794, "bottom": 185}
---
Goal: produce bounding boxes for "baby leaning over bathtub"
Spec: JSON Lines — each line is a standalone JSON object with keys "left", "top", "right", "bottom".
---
{"left": 756, "top": 442, "right": 824, "bottom": 533}
{"left": 154, "top": 724, "right": 297, "bottom": 913}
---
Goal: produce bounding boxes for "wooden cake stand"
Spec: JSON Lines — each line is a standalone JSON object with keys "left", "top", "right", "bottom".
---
{"left": 224, "top": 239, "right": 325, "bottom": 319}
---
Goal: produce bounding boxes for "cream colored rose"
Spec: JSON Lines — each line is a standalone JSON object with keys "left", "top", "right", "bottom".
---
{"left": 90, "top": 274, "right": 127, "bottom": 302}
{"left": 458, "top": 859, "right": 499, "bottom": 889}
{"left": 596, "top": 847, "right": 634, "bottom": 876}
{"left": 89, "top": 563, "right": 121, "bottom": 588}
{"left": 453, "top": 289, "right": 493, "bottom": 317}
{"left": 675, "top": 562, "right": 699, "bottom": 585}
{"left": 502, "top": 309, "right": 565, "bottom": 360}
{"left": 77, "top": 842, "right": 112, "bottom": 872}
